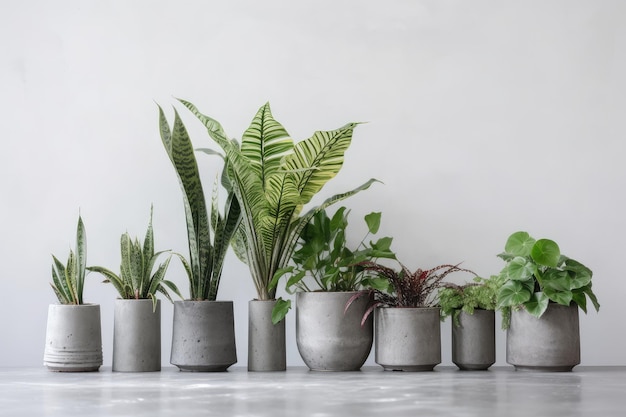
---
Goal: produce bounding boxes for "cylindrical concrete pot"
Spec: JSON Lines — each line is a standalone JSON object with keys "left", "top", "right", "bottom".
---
{"left": 43, "top": 304, "right": 103, "bottom": 372}
{"left": 452, "top": 309, "right": 496, "bottom": 371}
{"left": 113, "top": 299, "right": 161, "bottom": 372}
{"left": 170, "top": 300, "right": 237, "bottom": 372}
{"left": 248, "top": 299, "right": 286, "bottom": 371}
{"left": 296, "top": 291, "right": 373, "bottom": 371}
{"left": 375, "top": 307, "right": 441, "bottom": 371}
{"left": 507, "top": 303, "right": 580, "bottom": 372}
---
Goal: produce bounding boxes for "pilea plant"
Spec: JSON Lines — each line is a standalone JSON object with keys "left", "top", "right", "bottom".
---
{"left": 50, "top": 215, "right": 87, "bottom": 305}
{"left": 496, "top": 231, "right": 599, "bottom": 326}
{"left": 87, "top": 206, "right": 182, "bottom": 311}
{"left": 439, "top": 275, "right": 504, "bottom": 326}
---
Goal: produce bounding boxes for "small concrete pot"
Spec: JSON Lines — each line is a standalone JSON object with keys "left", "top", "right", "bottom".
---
{"left": 452, "top": 309, "right": 496, "bottom": 370}
{"left": 170, "top": 300, "right": 237, "bottom": 372}
{"left": 112, "top": 299, "right": 161, "bottom": 372}
{"left": 296, "top": 291, "right": 373, "bottom": 371}
{"left": 43, "top": 304, "right": 103, "bottom": 372}
{"left": 507, "top": 303, "right": 580, "bottom": 372}
{"left": 248, "top": 299, "right": 286, "bottom": 371}
{"left": 375, "top": 307, "right": 441, "bottom": 371}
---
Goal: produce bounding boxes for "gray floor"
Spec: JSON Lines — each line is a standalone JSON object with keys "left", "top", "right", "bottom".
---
{"left": 1, "top": 366, "right": 625, "bottom": 417}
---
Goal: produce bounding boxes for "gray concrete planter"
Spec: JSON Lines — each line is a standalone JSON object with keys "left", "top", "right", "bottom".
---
{"left": 507, "top": 303, "right": 580, "bottom": 371}
{"left": 375, "top": 307, "right": 441, "bottom": 371}
{"left": 43, "top": 304, "right": 103, "bottom": 372}
{"left": 113, "top": 299, "right": 160, "bottom": 372}
{"left": 452, "top": 309, "right": 496, "bottom": 370}
{"left": 296, "top": 291, "right": 373, "bottom": 371}
{"left": 170, "top": 300, "right": 237, "bottom": 372}
{"left": 248, "top": 299, "right": 286, "bottom": 371}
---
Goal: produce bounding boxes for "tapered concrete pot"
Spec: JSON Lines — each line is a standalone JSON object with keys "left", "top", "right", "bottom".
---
{"left": 113, "top": 299, "right": 161, "bottom": 372}
{"left": 452, "top": 309, "right": 496, "bottom": 370}
{"left": 248, "top": 299, "right": 286, "bottom": 371}
{"left": 43, "top": 304, "right": 103, "bottom": 372}
{"left": 296, "top": 291, "right": 373, "bottom": 371}
{"left": 507, "top": 303, "right": 580, "bottom": 372}
{"left": 170, "top": 300, "right": 237, "bottom": 371}
{"left": 375, "top": 307, "right": 441, "bottom": 371}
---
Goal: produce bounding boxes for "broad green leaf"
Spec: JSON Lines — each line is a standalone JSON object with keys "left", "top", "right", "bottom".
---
{"left": 504, "top": 231, "right": 535, "bottom": 257}
{"left": 564, "top": 258, "right": 593, "bottom": 289}
{"left": 543, "top": 286, "right": 572, "bottom": 306}
{"left": 497, "top": 280, "right": 532, "bottom": 307}
{"left": 503, "top": 257, "right": 535, "bottom": 280}
{"left": 541, "top": 269, "right": 570, "bottom": 291}
{"left": 364, "top": 212, "right": 381, "bottom": 234}
{"left": 571, "top": 289, "right": 587, "bottom": 313}
{"left": 531, "top": 239, "right": 560, "bottom": 267}
{"left": 524, "top": 292, "right": 550, "bottom": 317}
{"left": 271, "top": 298, "right": 292, "bottom": 324}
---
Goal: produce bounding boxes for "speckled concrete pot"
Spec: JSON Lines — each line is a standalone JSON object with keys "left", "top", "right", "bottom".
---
{"left": 43, "top": 304, "right": 103, "bottom": 372}
{"left": 507, "top": 303, "right": 580, "bottom": 372}
{"left": 248, "top": 299, "right": 286, "bottom": 371}
{"left": 375, "top": 307, "right": 441, "bottom": 371}
{"left": 170, "top": 300, "right": 237, "bottom": 372}
{"left": 296, "top": 291, "right": 373, "bottom": 371}
{"left": 113, "top": 299, "right": 161, "bottom": 372}
{"left": 452, "top": 309, "right": 496, "bottom": 371}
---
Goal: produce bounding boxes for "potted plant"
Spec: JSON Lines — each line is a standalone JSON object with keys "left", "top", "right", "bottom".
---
{"left": 87, "top": 206, "right": 182, "bottom": 372}
{"left": 496, "top": 231, "right": 600, "bottom": 371}
{"left": 270, "top": 206, "right": 395, "bottom": 371}
{"left": 177, "top": 99, "right": 377, "bottom": 371}
{"left": 357, "top": 260, "right": 476, "bottom": 371}
{"left": 44, "top": 215, "right": 103, "bottom": 372}
{"left": 158, "top": 106, "right": 241, "bottom": 372}
{"left": 439, "top": 275, "right": 503, "bottom": 370}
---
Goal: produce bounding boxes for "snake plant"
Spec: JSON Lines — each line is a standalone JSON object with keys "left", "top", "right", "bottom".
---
{"left": 87, "top": 206, "right": 182, "bottom": 310}
{"left": 50, "top": 215, "right": 87, "bottom": 305}
{"left": 178, "top": 99, "right": 377, "bottom": 306}
{"left": 158, "top": 106, "right": 241, "bottom": 301}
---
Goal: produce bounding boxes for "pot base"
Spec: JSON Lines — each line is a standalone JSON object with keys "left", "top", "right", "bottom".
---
{"left": 382, "top": 365, "right": 436, "bottom": 372}
{"left": 513, "top": 365, "right": 575, "bottom": 372}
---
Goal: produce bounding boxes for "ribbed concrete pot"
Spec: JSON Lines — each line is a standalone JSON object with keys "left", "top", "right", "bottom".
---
{"left": 296, "top": 291, "right": 373, "bottom": 371}
{"left": 248, "top": 300, "right": 286, "bottom": 371}
{"left": 375, "top": 307, "right": 441, "bottom": 371}
{"left": 43, "top": 304, "right": 103, "bottom": 372}
{"left": 507, "top": 303, "right": 580, "bottom": 372}
{"left": 452, "top": 309, "right": 496, "bottom": 371}
{"left": 113, "top": 299, "right": 161, "bottom": 372}
{"left": 170, "top": 300, "right": 237, "bottom": 372}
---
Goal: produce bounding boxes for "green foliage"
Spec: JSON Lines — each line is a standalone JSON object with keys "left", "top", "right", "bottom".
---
{"left": 268, "top": 206, "right": 395, "bottom": 323}
{"left": 50, "top": 215, "right": 87, "bottom": 305}
{"left": 87, "top": 206, "right": 182, "bottom": 311}
{"left": 158, "top": 106, "right": 241, "bottom": 301}
{"left": 439, "top": 275, "right": 504, "bottom": 326}
{"left": 177, "top": 99, "right": 376, "bottom": 306}
{"left": 496, "top": 231, "right": 600, "bottom": 325}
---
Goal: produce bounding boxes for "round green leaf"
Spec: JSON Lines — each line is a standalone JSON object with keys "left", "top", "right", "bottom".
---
{"left": 503, "top": 257, "right": 535, "bottom": 280}
{"left": 524, "top": 292, "right": 550, "bottom": 317}
{"left": 497, "top": 280, "right": 532, "bottom": 307}
{"left": 504, "top": 231, "right": 536, "bottom": 257}
{"left": 531, "top": 239, "right": 560, "bottom": 267}
{"left": 544, "top": 286, "right": 573, "bottom": 306}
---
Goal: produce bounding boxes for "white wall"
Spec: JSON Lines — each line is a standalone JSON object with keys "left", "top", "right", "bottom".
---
{"left": 1, "top": 0, "right": 624, "bottom": 367}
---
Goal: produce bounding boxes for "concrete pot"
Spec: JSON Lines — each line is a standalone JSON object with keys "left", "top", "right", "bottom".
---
{"left": 296, "top": 291, "right": 373, "bottom": 371}
{"left": 43, "top": 304, "right": 103, "bottom": 372}
{"left": 507, "top": 303, "right": 580, "bottom": 371}
{"left": 170, "top": 300, "right": 237, "bottom": 371}
{"left": 112, "top": 299, "right": 161, "bottom": 372}
{"left": 248, "top": 299, "right": 286, "bottom": 371}
{"left": 452, "top": 309, "right": 496, "bottom": 370}
{"left": 375, "top": 307, "right": 441, "bottom": 371}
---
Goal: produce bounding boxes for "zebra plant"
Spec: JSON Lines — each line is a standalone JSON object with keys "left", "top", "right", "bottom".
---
{"left": 177, "top": 99, "right": 377, "bottom": 316}
{"left": 87, "top": 206, "right": 182, "bottom": 311}
{"left": 50, "top": 215, "right": 88, "bottom": 305}
{"left": 158, "top": 106, "right": 241, "bottom": 301}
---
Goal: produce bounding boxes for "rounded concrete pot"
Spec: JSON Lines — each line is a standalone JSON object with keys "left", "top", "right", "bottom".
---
{"left": 170, "top": 300, "right": 237, "bottom": 372}
{"left": 248, "top": 299, "right": 286, "bottom": 371}
{"left": 452, "top": 309, "right": 496, "bottom": 371}
{"left": 113, "top": 299, "right": 161, "bottom": 372}
{"left": 375, "top": 307, "right": 441, "bottom": 371}
{"left": 43, "top": 304, "right": 103, "bottom": 372}
{"left": 507, "top": 303, "right": 580, "bottom": 372}
{"left": 296, "top": 291, "right": 373, "bottom": 371}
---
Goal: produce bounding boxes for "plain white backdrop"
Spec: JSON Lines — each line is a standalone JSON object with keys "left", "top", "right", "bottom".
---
{"left": 1, "top": 0, "right": 624, "bottom": 368}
